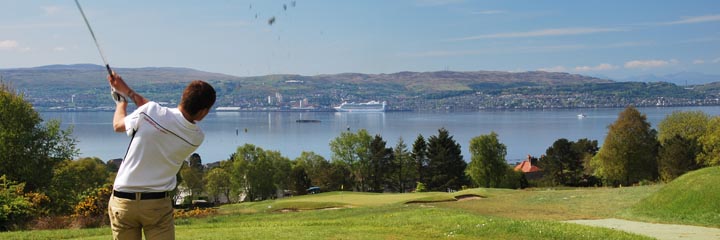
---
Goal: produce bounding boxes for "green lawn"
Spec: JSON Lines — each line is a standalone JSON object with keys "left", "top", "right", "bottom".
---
{"left": 2, "top": 204, "right": 651, "bottom": 240}
{"left": 1, "top": 188, "right": 660, "bottom": 240}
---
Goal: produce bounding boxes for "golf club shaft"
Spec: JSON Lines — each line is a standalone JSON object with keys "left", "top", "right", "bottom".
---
{"left": 74, "top": 0, "right": 113, "bottom": 76}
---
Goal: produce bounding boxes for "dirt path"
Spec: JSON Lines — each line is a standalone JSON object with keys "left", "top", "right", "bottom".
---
{"left": 567, "top": 218, "right": 720, "bottom": 240}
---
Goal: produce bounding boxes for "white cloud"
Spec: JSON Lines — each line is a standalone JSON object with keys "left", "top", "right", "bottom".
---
{"left": 472, "top": 10, "right": 506, "bottom": 15}
{"left": 662, "top": 14, "right": 720, "bottom": 25}
{"left": 415, "top": 0, "right": 464, "bottom": 6}
{"left": 0, "top": 40, "right": 19, "bottom": 50}
{"left": 538, "top": 66, "right": 567, "bottom": 72}
{"left": 42, "top": 6, "right": 63, "bottom": 15}
{"left": 448, "top": 27, "right": 625, "bottom": 41}
{"left": 624, "top": 59, "right": 678, "bottom": 69}
{"left": 398, "top": 50, "right": 484, "bottom": 57}
{"left": 693, "top": 59, "right": 705, "bottom": 64}
{"left": 574, "top": 63, "right": 617, "bottom": 72}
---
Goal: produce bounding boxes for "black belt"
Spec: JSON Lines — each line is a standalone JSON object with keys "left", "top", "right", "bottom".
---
{"left": 113, "top": 190, "right": 169, "bottom": 200}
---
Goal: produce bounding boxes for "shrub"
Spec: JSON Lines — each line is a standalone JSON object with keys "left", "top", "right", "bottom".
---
{"left": 0, "top": 176, "right": 36, "bottom": 231}
{"left": 415, "top": 182, "right": 427, "bottom": 192}
{"left": 71, "top": 184, "right": 112, "bottom": 228}
{"left": 174, "top": 208, "right": 218, "bottom": 219}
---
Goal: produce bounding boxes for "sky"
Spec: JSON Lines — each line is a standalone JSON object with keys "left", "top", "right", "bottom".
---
{"left": 1, "top": 0, "right": 719, "bottom": 79}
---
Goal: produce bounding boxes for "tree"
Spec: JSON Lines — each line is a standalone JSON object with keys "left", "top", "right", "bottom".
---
{"left": 179, "top": 154, "right": 205, "bottom": 200}
{"left": 657, "top": 110, "right": 709, "bottom": 143}
{"left": 698, "top": 116, "right": 720, "bottom": 167}
{"left": 205, "top": 167, "right": 231, "bottom": 203}
{"left": 537, "top": 138, "right": 599, "bottom": 187}
{"left": 329, "top": 129, "right": 372, "bottom": 191}
{"left": 290, "top": 163, "right": 311, "bottom": 195}
{"left": 231, "top": 144, "right": 292, "bottom": 201}
{"left": 367, "top": 135, "right": 394, "bottom": 193}
{"left": 294, "top": 151, "right": 332, "bottom": 190}
{"left": 0, "top": 83, "right": 78, "bottom": 191}
{"left": 48, "top": 157, "right": 109, "bottom": 214}
{"left": 426, "top": 128, "right": 468, "bottom": 191}
{"left": 391, "top": 137, "right": 415, "bottom": 193}
{"left": 658, "top": 135, "right": 698, "bottom": 182}
{"left": 411, "top": 134, "right": 428, "bottom": 186}
{"left": 466, "top": 132, "right": 507, "bottom": 188}
{"left": 268, "top": 150, "right": 292, "bottom": 195}
{"left": 591, "top": 106, "right": 659, "bottom": 186}
{"left": 656, "top": 111, "right": 707, "bottom": 181}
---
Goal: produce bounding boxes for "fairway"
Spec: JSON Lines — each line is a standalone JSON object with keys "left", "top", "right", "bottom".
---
{"left": 0, "top": 187, "right": 664, "bottom": 239}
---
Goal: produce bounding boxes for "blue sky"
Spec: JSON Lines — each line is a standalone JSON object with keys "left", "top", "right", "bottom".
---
{"left": 1, "top": 0, "right": 719, "bottom": 79}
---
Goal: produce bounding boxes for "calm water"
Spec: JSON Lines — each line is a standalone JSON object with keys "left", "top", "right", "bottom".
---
{"left": 41, "top": 106, "right": 720, "bottom": 164}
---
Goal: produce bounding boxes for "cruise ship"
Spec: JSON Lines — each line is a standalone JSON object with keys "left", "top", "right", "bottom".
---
{"left": 334, "top": 101, "right": 386, "bottom": 112}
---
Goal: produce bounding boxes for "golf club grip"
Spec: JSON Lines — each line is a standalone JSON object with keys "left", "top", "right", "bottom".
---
{"left": 106, "top": 64, "right": 113, "bottom": 76}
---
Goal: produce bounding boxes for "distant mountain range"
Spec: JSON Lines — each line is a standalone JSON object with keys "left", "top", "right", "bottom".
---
{"left": 1, "top": 64, "right": 718, "bottom": 111}
{"left": 0, "top": 64, "right": 241, "bottom": 90}
{"left": 619, "top": 72, "right": 720, "bottom": 86}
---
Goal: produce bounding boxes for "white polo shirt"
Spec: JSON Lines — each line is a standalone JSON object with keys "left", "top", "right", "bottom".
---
{"left": 113, "top": 101, "right": 204, "bottom": 192}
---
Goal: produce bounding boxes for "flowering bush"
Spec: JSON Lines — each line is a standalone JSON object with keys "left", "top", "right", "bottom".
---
{"left": 174, "top": 207, "right": 218, "bottom": 219}
{"left": 71, "top": 184, "right": 112, "bottom": 228}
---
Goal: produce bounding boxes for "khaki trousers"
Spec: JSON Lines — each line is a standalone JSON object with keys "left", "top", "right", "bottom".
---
{"left": 108, "top": 194, "right": 174, "bottom": 240}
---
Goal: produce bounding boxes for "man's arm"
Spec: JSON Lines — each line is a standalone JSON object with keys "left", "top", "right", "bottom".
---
{"left": 107, "top": 72, "right": 149, "bottom": 107}
{"left": 113, "top": 100, "right": 128, "bottom": 132}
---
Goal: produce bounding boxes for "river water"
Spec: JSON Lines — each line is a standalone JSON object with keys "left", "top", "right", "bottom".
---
{"left": 40, "top": 106, "right": 720, "bottom": 164}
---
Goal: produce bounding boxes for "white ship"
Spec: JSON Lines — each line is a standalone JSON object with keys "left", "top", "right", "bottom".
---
{"left": 334, "top": 101, "right": 386, "bottom": 112}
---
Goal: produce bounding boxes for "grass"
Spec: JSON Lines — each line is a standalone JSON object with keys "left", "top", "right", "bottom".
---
{"left": 624, "top": 166, "right": 720, "bottom": 227}
{"left": 437, "top": 186, "right": 662, "bottom": 221}
{"left": 4, "top": 182, "right": 707, "bottom": 240}
{"left": 1, "top": 204, "right": 651, "bottom": 240}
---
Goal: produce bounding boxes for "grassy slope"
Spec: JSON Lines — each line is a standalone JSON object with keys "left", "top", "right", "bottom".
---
{"left": 439, "top": 186, "right": 662, "bottom": 221}
{"left": 624, "top": 166, "right": 720, "bottom": 227}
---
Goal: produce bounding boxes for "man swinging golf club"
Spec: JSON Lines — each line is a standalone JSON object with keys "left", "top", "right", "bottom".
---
{"left": 108, "top": 73, "right": 215, "bottom": 240}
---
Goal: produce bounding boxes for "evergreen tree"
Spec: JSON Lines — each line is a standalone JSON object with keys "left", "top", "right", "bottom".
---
{"left": 368, "top": 135, "right": 394, "bottom": 193}
{"left": 391, "top": 137, "right": 415, "bottom": 193}
{"left": 466, "top": 132, "right": 507, "bottom": 188}
{"left": 539, "top": 139, "right": 578, "bottom": 186}
{"left": 426, "top": 128, "right": 468, "bottom": 191}
{"left": 411, "top": 134, "right": 428, "bottom": 185}
{"left": 591, "top": 106, "right": 659, "bottom": 186}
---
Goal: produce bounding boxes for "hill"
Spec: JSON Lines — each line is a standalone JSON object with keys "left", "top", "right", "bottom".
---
{"left": 0, "top": 64, "right": 242, "bottom": 89}
{"left": 628, "top": 166, "right": 720, "bottom": 227}
{"left": 1, "top": 64, "right": 717, "bottom": 111}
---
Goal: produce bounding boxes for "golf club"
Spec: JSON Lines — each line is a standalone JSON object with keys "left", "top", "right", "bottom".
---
{"left": 74, "top": 0, "right": 125, "bottom": 103}
{"left": 74, "top": 0, "right": 112, "bottom": 76}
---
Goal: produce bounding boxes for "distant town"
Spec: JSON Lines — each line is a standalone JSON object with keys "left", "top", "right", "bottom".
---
{"left": 3, "top": 64, "right": 720, "bottom": 112}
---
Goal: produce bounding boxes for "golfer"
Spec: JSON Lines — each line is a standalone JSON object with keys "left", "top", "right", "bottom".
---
{"left": 107, "top": 72, "right": 216, "bottom": 240}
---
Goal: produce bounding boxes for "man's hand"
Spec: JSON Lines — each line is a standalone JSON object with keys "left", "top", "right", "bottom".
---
{"left": 111, "top": 89, "right": 127, "bottom": 103}
{"left": 108, "top": 72, "right": 131, "bottom": 96}
{"left": 107, "top": 71, "right": 149, "bottom": 107}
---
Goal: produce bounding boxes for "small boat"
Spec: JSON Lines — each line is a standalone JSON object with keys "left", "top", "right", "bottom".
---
{"left": 577, "top": 113, "right": 587, "bottom": 119}
{"left": 296, "top": 119, "right": 321, "bottom": 123}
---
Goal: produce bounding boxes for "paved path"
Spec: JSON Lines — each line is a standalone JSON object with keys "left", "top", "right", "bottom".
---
{"left": 567, "top": 218, "right": 720, "bottom": 240}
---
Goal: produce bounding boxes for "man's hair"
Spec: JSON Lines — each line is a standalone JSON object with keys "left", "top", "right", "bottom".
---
{"left": 180, "top": 80, "right": 216, "bottom": 116}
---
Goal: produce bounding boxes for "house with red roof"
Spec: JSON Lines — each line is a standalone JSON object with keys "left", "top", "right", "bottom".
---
{"left": 514, "top": 155, "right": 543, "bottom": 180}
